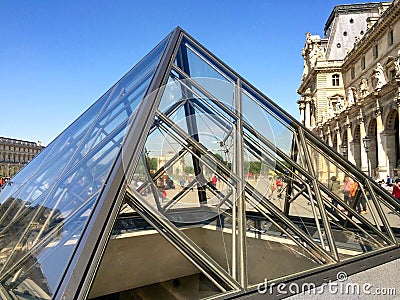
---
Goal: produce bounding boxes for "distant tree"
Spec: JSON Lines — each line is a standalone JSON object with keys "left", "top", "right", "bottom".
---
{"left": 214, "top": 153, "right": 225, "bottom": 163}
{"left": 184, "top": 165, "right": 194, "bottom": 175}
{"left": 147, "top": 157, "right": 158, "bottom": 171}
{"left": 249, "top": 161, "right": 261, "bottom": 175}
{"left": 213, "top": 152, "right": 232, "bottom": 172}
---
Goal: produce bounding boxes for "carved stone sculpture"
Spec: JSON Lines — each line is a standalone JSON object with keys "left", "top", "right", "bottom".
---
{"left": 301, "top": 32, "right": 325, "bottom": 80}
{"left": 359, "top": 78, "right": 369, "bottom": 98}
{"left": 394, "top": 46, "right": 400, "bottom": 77}
{"left": 374, "top": 63, "right": 386, "bottom": 90}
{"left": 347, "top": 87, "right": 355, "bottom": 107}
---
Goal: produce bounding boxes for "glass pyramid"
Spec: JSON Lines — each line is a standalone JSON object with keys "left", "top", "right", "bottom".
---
{"left": 0, "top": 27, "right": 399, "bottom": 299}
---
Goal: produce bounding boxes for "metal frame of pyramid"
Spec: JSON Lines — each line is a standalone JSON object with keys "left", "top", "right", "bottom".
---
{"left": 0, "top": 27, "right": 400, "bottom": 299}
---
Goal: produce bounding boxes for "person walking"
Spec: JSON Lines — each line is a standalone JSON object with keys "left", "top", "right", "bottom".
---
{"left": 342, "top": 175, "right": 352, "bottom": 206}
{"left": 329, "top": 176, "right": 341, "bottom": 208}
{"left": 391, "top": 179, "right": 400, "bottom": 212}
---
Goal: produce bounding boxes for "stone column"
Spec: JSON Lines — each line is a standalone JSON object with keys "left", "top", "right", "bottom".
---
{"left": 376, "top": 110, "right": 388, "bottom": 179}
{"left": 384, "top": 129, "right": 397, "bottom": 175}
{"left": 346, "top": 122, "right": 356, "bottom": 164}
{"left": 326, "top": 130, "right": 332, "bottom": 147}
{"left": 359, "top": 117, "right": 369, "bottom": 174}
{"left": 335, "top": 125, "right": 342, "bottom": 154}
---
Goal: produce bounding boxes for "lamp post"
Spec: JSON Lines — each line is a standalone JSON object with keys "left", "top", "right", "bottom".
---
{"left": 340, "top": 143, "right": 348, "bottom": 159}
{"left": 363, "top": 137, "right": 371, "bottom": 177}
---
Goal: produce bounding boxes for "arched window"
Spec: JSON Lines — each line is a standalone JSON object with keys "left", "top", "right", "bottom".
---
{"left": 332, "top": 74, "right": 340, "bottom": 86}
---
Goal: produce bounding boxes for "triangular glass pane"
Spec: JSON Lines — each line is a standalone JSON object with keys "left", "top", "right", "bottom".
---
{"left": 307, "top": 141, "right": 392, "bottom": 232}
{"left": 157, "top": 72, "right": 187, "bottom": 113}
{"left": 88, "top": 206, "right": 225, "bottom": 299}
{"left": 174, "top": 40, "right": 236, "bottom": 111}
{"left": 245, "top": 196, "right": 325, "bottom": 286}
{"left": 317, "top": 185, "right": 389, "bottom": 261}
{"left": 241, "top": 90, "right": 302, "bottom": 166}
{"left": 0, "top": 193, "right": 97, "bottom": 298}
{"left": 286, "top": 180, "right": 335, "bottom": 255}
{"left": 134, "top": 121, "right": 236, "bottom": 276}
{"left": 373, "top": 190, "right": 400, "bottom": 242}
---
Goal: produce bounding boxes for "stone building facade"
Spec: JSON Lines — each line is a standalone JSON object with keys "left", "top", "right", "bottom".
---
{"left": 0, "top": 137, "right": 44, "bottom": 177}
{"left": 298, "top": 1, "right": 400, "bottom": 180}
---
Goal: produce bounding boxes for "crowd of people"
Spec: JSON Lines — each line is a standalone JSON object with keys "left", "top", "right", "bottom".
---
{"left": 331, "top": 175, "right": 367, "bottom": 214}
{"left": 328, "top": 174, "right": 400, "bottom": 215}
{"left": 264, "top": 172, "right": 400, "bottom": 215}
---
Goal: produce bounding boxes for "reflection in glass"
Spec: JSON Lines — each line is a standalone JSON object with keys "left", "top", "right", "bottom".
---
{"left": 1, "top": 196, "right": 96, "bottom": 298}
{"left": 245, "top": 200, "right": 322, "bottom": 286}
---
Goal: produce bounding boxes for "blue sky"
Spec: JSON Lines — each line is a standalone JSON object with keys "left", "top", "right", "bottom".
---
{"left": 1, "top": 0, "right": 367, "bottom": 146}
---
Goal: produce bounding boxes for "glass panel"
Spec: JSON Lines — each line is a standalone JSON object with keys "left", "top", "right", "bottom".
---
{"left": 243, "top": 146, "right": 280, "bottom": 206}
{"left": 241, "top": 93, "right": 304, "bottom": 176}
{"left": 65, "top": 71, "right": 152, "bottom": 170}
{"left": 374, "top": 191, "right": 400, "bottom": 242}
{"left": 241, "top": 90, "right": 300, "bottom": 162}
{"left": 88, "top": 206, "right": 225, "bottom": 299}
{"left": 191, "top": 77, "right": 235, "bottom": 112}
{"left": 158, "top": 73, "right": 236, "bottom": 128}
{"left": 0, "top": 142, "right": 57, "bottom": 205}
{"left": 0, "top": 122, "right": 126, "bottom": 297}
{"left": 243, "top": 126, "right": 307, "bottom": 214}
{"left": 176, "top": 42, "right": 235, "bottom": 110}
{"left": 0, "top": 195, "right": 96, "bottom": 298}
{"left": 192, "top": 108, "right": 234, "bottom": 166}
{"left": 245, "top": 199, "right": 323, "bottom": 286}
{"left": 307, "top": 142, "right": 385, "bottom": 224}
{"left": 157, "top": 73, "right": 186, "bottom": 113}
{"left": 130, "top": 109, "right": 237, "bottom": 276}
{"left": 285, "top": 180, "right": 334, "bottom": 255}
{"left": 317, "top": 185, "right": 388, "bottom": 261}
{"left": 0, "top": 89, "right": 111, "bottom": 210}
{"left": 136, "top": 126, "right": 234, "bottom": 225}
